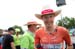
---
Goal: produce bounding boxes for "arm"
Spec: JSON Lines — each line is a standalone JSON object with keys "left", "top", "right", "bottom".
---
{"left": 10, "top": 36, "right": 16, "bottom": 49}
{"left": 63, "top": 28, "right": 73, "bottom": 49}
{"left": 11, "top": 42, "right": 16, "bottom": 49}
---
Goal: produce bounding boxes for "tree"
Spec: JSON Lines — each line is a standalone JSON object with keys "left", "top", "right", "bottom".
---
{"left": 56, "top": 17, "right": 75, "bottom": 29}
{"left": 12, "top": 25, "right": 24, "bottom": 35}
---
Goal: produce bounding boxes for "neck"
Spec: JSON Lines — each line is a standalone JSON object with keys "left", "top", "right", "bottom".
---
{"left": 28, "top": 29, "right": 35, "bottom": 33}
{"left": 45, "top": 25, "right": 56, "bottom": 33}
{"left": 46, "top": 27, "right": 53, "bottom": 32}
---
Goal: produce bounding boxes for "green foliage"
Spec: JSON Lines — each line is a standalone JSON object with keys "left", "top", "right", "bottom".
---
{"left": 12, "top": 25, "right": 24, "bottom": 35}
{"left": 57, "top": 17, "right": 75, "bottom": 29}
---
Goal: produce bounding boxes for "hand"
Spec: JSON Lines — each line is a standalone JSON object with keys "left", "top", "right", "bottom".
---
{"left": 67, "top": 45, "right": 73, "bottom": 49}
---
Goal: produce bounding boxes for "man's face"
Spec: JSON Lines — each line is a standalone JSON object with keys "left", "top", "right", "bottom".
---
{"left": 29, "top": 24, "right": 38, "bottom": 32}
{"left": 31, "top": 24, "right": 37, "bottom": 29}
{"left": 41, "top": 14, "right": 55, "bottom": 27}
{"left": 9, "top": 30, "right": 15, "bottom": 34}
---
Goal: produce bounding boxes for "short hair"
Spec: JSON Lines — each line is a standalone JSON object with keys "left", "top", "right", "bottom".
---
{"left": 8, "top": 27, "right": 15, "bottom": 32}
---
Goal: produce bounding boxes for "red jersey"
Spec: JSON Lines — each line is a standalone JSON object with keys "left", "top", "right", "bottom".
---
{"left": 35, "top": 26, "right": 72, "bottom": 49}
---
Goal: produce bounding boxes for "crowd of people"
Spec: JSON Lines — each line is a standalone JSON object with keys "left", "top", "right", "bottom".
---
{"left": 0, "top": 21, "right": 41, "bottom": 49}
{"left": 0, "top": 8, "right": 74, "bottom": 49}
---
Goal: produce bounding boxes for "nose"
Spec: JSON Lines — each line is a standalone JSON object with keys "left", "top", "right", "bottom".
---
{"left": 45, "top": 17, "right": 52, "bottom": 21}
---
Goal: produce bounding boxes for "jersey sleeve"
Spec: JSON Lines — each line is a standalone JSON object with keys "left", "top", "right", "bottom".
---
{"left": 35, "top": 30, "right": 43, "bottom": 49}
{"left": 35, "top": 30, "right": 40, "bottom": 46}
{"left": 63, "top": 28, "right": 72, "bottom": 46}
{"left": 9, "top": 36, "right": 14, "bottom": 42}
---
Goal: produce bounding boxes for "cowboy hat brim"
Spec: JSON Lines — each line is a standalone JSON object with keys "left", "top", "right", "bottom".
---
{"left": 24, "top": 21, "right": 41, "bottom": 26}
{"left": 35, "top": 10, "right": 61, "bottom": 19}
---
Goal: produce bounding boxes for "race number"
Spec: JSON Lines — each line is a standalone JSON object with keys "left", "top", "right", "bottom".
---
{"left": 41, "top": 43, "right": 62, "bottom": 49}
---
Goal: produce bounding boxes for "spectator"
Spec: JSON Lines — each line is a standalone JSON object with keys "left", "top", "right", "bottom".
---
{"left": 21, "top": 21, "right": 40, "bottom": 49}
{"left": 13, "top": 28, "right": 21, "bottom": 49}
{"left": 2, "top": 27, "right": 16, "bottom": 49}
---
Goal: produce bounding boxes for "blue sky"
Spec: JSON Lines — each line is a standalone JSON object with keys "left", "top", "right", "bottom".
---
{"left": 0, "top": 0, "right": 75, "bottom": 29}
